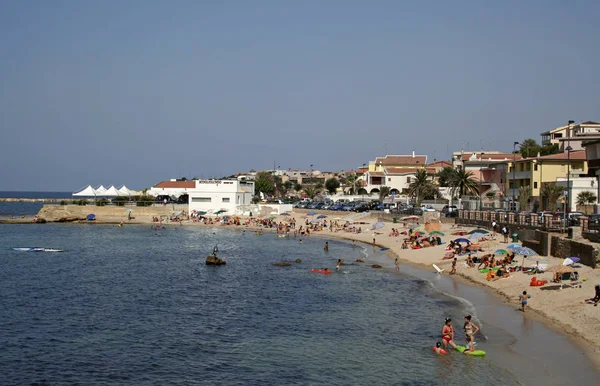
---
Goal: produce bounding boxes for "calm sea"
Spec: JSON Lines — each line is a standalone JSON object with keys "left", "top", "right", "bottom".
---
{"left": 0, "top": 224, "right": 524, "bottom": 385}
{"left": 0, "top": 192, "right": 72, "bottom": 218}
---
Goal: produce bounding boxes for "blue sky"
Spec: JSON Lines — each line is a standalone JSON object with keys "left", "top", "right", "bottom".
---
{"left": 1, "top": 0, "right": 599, "bottom": 191}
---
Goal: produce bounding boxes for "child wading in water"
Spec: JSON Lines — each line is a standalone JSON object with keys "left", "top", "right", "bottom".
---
{"left": 519, "top": 290, "right": 531, "bottom": 312}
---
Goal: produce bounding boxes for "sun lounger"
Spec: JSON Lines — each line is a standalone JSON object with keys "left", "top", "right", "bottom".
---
{"left": 433, "top": 264, "right": 444, "bottom": 274}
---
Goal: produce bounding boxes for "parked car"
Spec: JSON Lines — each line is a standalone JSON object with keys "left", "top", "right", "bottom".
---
{"left": 441, "top": 205, "right": 458, "bottom": 215}
{"left": 353, "top": 202, "right": 370, "bottom": 212}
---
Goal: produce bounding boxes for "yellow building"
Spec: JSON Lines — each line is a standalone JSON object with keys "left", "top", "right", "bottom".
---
{"left": 368, "top": 153, "right": 427, "bottom": 172}
{"left": 508, "top": 150, "right": 588, "bottom": 208}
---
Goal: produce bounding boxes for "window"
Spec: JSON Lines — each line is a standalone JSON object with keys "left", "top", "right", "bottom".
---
{"left": 222, "top": 197, "right": 230, "bottom": 203}
{"left": 388, "top": 178, "right": 391, "bottom": 182}
{"left": 192, "top": 197, "right": 211, "bottom": 202}
{"left": 534, "top": 182, "right": 538, "bottom": 189}
{"left": 534, "top": 164, "right": 538, "bottom": 171}
{"left": 406, "top": 177, "right": 411, "bottom": 183}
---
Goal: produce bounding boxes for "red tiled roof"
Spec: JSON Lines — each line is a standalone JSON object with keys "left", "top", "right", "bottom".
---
{"left": 461, "top": 153, "right": 520, "bottom": 161}
{"left": 368, "top": 171, "right": 385, "bottom": 177}
{"left": 385, "top": 167, "right": 435, "bottom": 175}
{"left": 427, "top": 160, "right": 452, "bottom": 167}
{"left": 518, "top": 150, "right": 586, "bottom": 162}
{"left": 153, "top": 181, "right": 196, "bottom": 189}
{"left": 374, "top": 155, "right": 427, "bottom": 166}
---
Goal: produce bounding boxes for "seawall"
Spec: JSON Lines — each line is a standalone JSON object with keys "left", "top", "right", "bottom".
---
{"left": 36, "top": 204, "right": 188, "bottom": 223}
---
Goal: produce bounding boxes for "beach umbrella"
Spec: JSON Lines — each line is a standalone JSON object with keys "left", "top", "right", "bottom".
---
{"left": 307, "top": 211, "right": 318, "bottom": 216}
{"left": 562, "top": 257, "right": 580, "bottom": 266}
{"left": 412, "top": 231, "right": 426, "bottom": 236}
{"left": 528, "top": 256, "right": 548, "bottom": 262}
{"left": 372, "top": 221, "right": 385, "bottom": 230}
{"left": 214, "top": 210, "right": 227, "bottom": 215}
{"left": 454, "top": 238, "right": 470, "bottom": 243}
{"left": 495, "top": 249, "right": 509, "bottom": 255}
{"left": 280, "top": 212, "right": 291, "bottom": 216}
{"left": 86, "top": 214, "right": 96, "bottom": 221}
{"left": 513, "top": 247, "right": 537, "bottom": 257}
{"left": 317, "top": 215, "right": 327, "bottom": 219}
{"left": 430, "top": 231, "right": 444, "bottom": 236}
{"left": 469, "top": 229, "right": 489, "bottom": 235}
{"left": 125, "top": 208, "right": 134, "bottom": 214}
{"left": 173, "top": 210, "right": 183, "bottom": 216}
{"left": 507, "top": 243, "right": 522, "bottom": 249}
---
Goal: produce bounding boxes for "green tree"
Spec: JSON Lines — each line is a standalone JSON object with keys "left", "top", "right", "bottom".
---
{"left": 294, "top": 183, "right": 303, "bottom": 192}
{"left": 519, "top": 139, "right": 539, "bottom": 158}
{"left": 518, "top": 186, "right": 531, "bottom": 211}
{"left": 449, "top": 169, "right": 480, "bottom": 198}
{"left": 436, "top": 167, "right": 455, "bottom": 187}
{"left": 325, "top": 178, "right": 341, "bottom": 195}
{"left": 408, "top": 170, "right": 435, "bottom": 206}
{"left": 315, "top": 183, "right": 323, "bottom": 191}
{"left": 345, "top": 173, "right": 358, "bottom": 194}
{"left": 378, "top": 186, "right": 391, "bottom": 202}
{"left": 576, "top": 191, "right": 597, "bottom": 206}
{"left": 540, "top": 183, "right": 564, "bottom": 211}
{"left": 254, "top": 171, "right": 275, "bottom": 196}
{"left": 303, "top": 186, "right": 319, "bottom": 199}
{"left": 281, "top": 181, "right": 293, "bottom": 197}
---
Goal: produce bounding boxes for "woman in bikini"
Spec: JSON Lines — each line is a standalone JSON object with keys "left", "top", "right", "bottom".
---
{"left": 441, "top": 318, "right": 456, "bottom": 350}
{"left": 463, "top": 315, "right": 479, "bottom": 347}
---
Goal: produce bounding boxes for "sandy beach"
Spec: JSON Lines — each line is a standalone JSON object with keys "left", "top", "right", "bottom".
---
{"left": 12, "top": 205, "right": 600, "bottom": 369}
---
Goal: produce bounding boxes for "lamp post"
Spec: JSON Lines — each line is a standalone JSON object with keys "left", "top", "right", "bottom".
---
{"left": 566, "top": 145, "right": 573, "bottom": 213}
{"left": 513, "top": 141, "right": 519, "bottom": 210}
{"left": 479, "top": 152, "right": 484, "bottom": 210}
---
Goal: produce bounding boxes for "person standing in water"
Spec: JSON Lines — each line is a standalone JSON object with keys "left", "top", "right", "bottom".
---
{"left": 324, "top": 242, "right": 329, "bottom": 252}
{"left": 336, "top": 259, "right": 343, "bottom": 271}
{"left": 463, "top": 315, "right": 479, "bottom": 348}
{"left": 441, "top": 318, "right": 456, "bottom": 350}
{"left": 394, "top": 258, "right": 400, "bottom": 271}
{"left": 519, "top": 290, "right": 531, "bottom": 312}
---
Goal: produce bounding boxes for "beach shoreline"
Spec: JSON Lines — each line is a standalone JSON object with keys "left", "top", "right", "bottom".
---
{"left": 5, "top": 208, "right": 600, "bottom": 371}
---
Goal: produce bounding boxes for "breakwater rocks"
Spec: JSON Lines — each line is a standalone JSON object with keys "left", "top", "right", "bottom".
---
{"left": 0, "top": 198, "right": 68, "bottom": 203}
{"left": 35, "top": 204, "right": 188, "bottom": 223}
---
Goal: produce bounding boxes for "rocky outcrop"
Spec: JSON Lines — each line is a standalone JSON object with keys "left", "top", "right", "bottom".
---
{"left": 206, "top": 254, "right": 226, "bottom": 265}
{"left": 371, "top": 264, "right": 382, "bottom": 268}
{"left": 295, "top": 258, "right": 302, "bottom": 263}
{"left": 355, "top": 259, "right": 365, "bottom": 263}
{"left": 274, "top": 262, "right": 292, "bottom": 267}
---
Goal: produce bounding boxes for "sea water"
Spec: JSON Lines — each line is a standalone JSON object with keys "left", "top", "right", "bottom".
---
{"left": 0, "top": 224, "right": 552, "bottom": 384}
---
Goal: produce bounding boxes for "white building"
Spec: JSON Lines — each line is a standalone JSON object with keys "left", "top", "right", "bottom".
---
{"left": 149, "top": 180, "right": 197, "bottom": 199}
{"left": 188, "top": 179, "right": 255, "bottom": 214}
{"left": 556, "top": 177, "right": 598, "bottom": 210}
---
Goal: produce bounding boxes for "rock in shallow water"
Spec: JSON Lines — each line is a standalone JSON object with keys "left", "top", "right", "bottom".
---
{"left": 206, "top": 254, "right": 226, "bottom": 265}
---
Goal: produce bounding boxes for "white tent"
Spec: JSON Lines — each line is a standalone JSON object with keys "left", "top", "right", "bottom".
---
{"left": 73, "top": 185, "right": 97, "bottom": 197}
{"left": 95, "top": 185, "right": 107, "bottom": 194}
{"left": 98, "top": 185, "right": 121, "bottom": 197}
{"left": 118, "top": 185, "right": 133, "bottom": 196}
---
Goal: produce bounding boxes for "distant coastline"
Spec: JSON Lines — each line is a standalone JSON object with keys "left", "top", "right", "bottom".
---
{"left": 0, "top": 191, "right": 72, "bottom": 201}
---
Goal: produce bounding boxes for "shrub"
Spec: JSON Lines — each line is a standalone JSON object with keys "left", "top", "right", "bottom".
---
{"left": 114, "top": 196, "right": 129, "bottom": 207}
{"left": 60, "top": 200, "right": 67, "bottom": 205}
{"left": 136, "top": 195, "right": 154, "bottom": 207}
{"left": 96, "top": 198, "right": 109, "bottom": 206}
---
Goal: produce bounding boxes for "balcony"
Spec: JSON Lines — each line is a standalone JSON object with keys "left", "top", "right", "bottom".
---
{"left": 509, "top": 171, "right": 532, "bottom": 180}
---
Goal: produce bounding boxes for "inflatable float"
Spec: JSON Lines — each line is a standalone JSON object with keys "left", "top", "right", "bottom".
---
{"left": 311, "top": 269, "right": 332, "bottom": 275}
{"left": 455, "top": 345, "right": 486, "bottom": 356}
{"left": 530, "top": 277, "right": 547, "bottom": 286}
{"left": 478, "top": 267, "right": 500, "bottom": 273}
{"left": 432, "top": 347, "right": 447, "bottom": 355}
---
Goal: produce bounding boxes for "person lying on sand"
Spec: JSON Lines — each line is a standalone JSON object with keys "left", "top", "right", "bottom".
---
{"left": 442, "top": 251, "right": 455, "bottom": 260}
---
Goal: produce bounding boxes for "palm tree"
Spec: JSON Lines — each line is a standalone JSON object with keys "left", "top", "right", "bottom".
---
{"left": 540, "top": 183, "right": 563, "bottom": 211}
{"left": 518, "top": 186, "right": 531, "bottom": 211}
{"left": 436, "top": 167, "right": 455, "bottom": 187}
{"left": 378, "top": 186, "right": 391, "bottom": 202}
{"left": 449, "top": 169, "right": 479, "bottom": 198}
{"left": 519, "top": 138, "right": 539, "bottom": 158}
{"left": 304, "top": 186, "right": 319, "bottom": 200}
{"left": 345, "top": 173, "right": 358, "bottom": 194}
{"left": 408, "top": 170, "right": 433, "bottom": 206}
{"left": 576, "top": 191, "right": 597, "bottom": 207}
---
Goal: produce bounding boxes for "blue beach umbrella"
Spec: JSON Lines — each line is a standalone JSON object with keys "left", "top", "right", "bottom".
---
{"left": 317, "top": 215, "right": 327, "bottom": 219}
{"left": 513, "top": 247, "right": 537, "bottom": 257}
{"left": 86, "top": 214, "right": 96, "bottom": 221}
{"left": 469, "top": 229, "right": 489, "bottom": 235}
{"left": 507, "top": 243, "right": 522, "bottom": 249}
{"left": 307, "top": 211, "right": 318, "bottom": 216}
{"left": 454, "top": 238, "right": 470, "bottom": 243}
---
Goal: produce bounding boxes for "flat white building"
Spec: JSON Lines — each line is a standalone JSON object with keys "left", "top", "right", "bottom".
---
{"left": 188, "top": 179, "right": 255, "bottom": 214}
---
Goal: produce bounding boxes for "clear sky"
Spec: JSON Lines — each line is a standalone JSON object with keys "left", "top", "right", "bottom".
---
{"left": 1, "top": 0, "right": 599, "bottom": 191}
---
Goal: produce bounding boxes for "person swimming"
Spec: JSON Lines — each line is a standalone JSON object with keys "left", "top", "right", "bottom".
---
{"left": 441, "top": 318, "right": 456, "bottom": 349}
{"left": 336, "top": 259, "right": 343, "bottom": 271}
{"left": 433, "top": 341, "right": 446, "bottom": 355}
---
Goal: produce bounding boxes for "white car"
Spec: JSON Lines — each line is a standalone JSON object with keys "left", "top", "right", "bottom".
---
{"left": 420, "top": 205, "right": 436, "bottom": 212}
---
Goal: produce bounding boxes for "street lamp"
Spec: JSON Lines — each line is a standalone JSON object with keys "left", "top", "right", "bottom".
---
{"left": 566, "top": 145, "right": 573, "bottom": 213}
{"left": 479, "top": 152, "right": 484, "bottom": 210}
{"left": 513, "top": 141, "right": 519, "bottom": 210}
